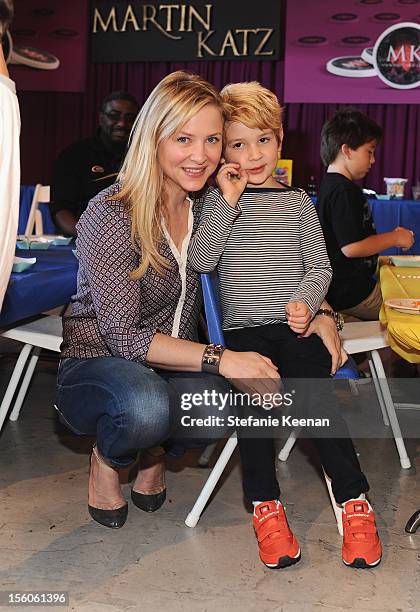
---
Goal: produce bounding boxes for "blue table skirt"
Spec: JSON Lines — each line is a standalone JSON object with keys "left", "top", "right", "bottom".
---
{"left": 312, "top": 197, "right": 420, "bottom": 256}
{"left": 369, "top": 199, "right": 420, "bottom": 255}
{"left": 0, "top": 245, "right": 78, "bottom": 327}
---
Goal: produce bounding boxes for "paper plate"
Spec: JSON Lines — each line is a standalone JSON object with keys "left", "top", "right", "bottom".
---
{"left": 385, "top": 298, "right": 420, "bottom": 314}
{"left": 16, "top": 236, "right": 53, "bottom": 250}
{"left": 53, "top": 236, "right": 72, "bottom": 246}
{"left": 42, "top": 234, "right": 73, "bottom": 246}
{"left": 390, "top": 256, "right": 420, "bottom": 267}
{"left": 12, "top": 256, "right": 37, "bottom": 273}
{"left": 16, "top": 239, "right": 30, "bottom": 250}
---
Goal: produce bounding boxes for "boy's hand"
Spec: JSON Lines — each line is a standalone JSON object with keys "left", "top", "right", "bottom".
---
{"left": 216, "top": 162, "right": 248, "bottom": 208}
{"left": 285, "top": 300, "right": 311, "bottom": 334}
{"left": 393, "top": 226, "right": 414, "bottom": 250}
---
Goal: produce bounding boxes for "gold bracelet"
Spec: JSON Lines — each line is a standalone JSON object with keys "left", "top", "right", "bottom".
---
{"left": 201, "top": 343, "right": 225, "bottom": 374}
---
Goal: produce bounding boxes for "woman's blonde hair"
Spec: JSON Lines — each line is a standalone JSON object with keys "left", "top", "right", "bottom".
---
{"left": 116, "top": 71, "right": 223, "bottom": 279}
{"left": 220, "top": 81, "right": 283, "bottom": 143}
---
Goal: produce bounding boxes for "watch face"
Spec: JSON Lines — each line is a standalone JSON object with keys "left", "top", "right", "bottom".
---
{"left": 336, "top": 313, "right": 345, "bottom": 331}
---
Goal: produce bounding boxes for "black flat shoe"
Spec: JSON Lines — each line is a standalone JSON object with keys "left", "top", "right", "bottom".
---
{"left": 88, "top": 503, "right": 128, "bottom": 529}
{"left": 131, "top": 488, "right": 166, "bottom": 512}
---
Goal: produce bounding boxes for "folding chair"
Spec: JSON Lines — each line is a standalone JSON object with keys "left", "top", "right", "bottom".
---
{"left": 185, "top": 272, "right": 354, "bottom": 532}
{"left": 0, "top": 315, "right": 63, "bottom": 434}
{"left": 278, "top": 321, "right": 411, "bottom": 470}
{"left": 342, "top": 321, "right": 411, "bottom": 468}
{"left": 24, "top": 184, "right": 50, "bottom": 236}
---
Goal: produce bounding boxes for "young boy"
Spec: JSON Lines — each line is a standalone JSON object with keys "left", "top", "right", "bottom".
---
{"left": 189, "top": 83, "right": 382, "bottom": 570}
{"left": 317, "top": 108, "right": 414, "bottom": 319}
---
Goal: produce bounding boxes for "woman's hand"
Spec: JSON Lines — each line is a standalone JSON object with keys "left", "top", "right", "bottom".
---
{"left": 216, "top": 162, "right": 248, "bottom": 208}
{"left": 219, "top": 349, "right": 281, "bottom": 396}
{"left": 301, "top": 315, "right": 348, "bottom": 376}
{"left": 285, "top": 300, "right": 311, "bottom": 334}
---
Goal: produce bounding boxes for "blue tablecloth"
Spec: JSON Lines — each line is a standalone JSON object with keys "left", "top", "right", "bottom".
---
{"left": 312, "top": 196, "right": 420, "bottom": 255}
{"left": 0, "top": 245, "right": 78, "bottom": 327}
{"left": 369, "top": 199, "right": 420, "bottom": 255}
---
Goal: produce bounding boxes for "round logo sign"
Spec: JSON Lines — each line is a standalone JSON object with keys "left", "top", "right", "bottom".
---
{"left": 373, "top": 22, "right": 420, "bottom": 89}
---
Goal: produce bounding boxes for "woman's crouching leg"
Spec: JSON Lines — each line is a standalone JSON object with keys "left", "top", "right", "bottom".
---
{"left": 56, "top": 357, "right": 171, "bottom": 467}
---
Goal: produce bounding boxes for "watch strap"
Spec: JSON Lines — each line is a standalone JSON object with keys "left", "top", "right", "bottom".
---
{"left": 201, "top": 343, "right": 225, "bottom": 374}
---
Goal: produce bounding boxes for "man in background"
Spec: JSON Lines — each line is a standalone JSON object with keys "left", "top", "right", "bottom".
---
{"left": 51, "top": 91, "right": 139, "bottom": 236}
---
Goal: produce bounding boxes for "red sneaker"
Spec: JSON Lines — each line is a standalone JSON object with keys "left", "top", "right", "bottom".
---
{"left": 253, "top": 501, "right": 301, "bottom": 569}
{"left": 342, "top": 500, "right": 382, "bottom": 568}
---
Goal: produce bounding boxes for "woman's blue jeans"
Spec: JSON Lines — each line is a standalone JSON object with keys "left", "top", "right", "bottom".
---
{"left": 56, "top": 356, "right": 231, "bottom": 467}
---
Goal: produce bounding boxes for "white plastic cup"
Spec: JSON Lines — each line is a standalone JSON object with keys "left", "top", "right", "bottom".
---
{"left": 384, "top": 178, "right": 407, "bottom": 199}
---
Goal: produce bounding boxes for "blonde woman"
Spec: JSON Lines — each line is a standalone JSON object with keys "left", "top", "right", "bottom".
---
{"left": 56, "top": 71, "right": 342, "bottom": 530}
{"left": 56, "top": 71, "right": 282, "bottom": 529}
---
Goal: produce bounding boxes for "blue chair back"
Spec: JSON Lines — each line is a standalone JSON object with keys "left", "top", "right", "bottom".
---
{"left": 200, "top": 272, "right": 359, "bottom": 379}
{"left": 201, "top": 272, "right": 225, "bottom": 345}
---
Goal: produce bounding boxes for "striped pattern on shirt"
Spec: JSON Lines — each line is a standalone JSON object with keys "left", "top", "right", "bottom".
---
{"left": 188, "top": 186, "right": 332, "bottom": 331}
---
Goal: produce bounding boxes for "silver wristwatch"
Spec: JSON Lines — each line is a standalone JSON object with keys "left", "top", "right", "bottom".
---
{"left": 316, "top": 308, "right": 344, "bottom": 332}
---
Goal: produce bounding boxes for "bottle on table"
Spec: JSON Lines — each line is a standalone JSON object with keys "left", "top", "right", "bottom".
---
{"left": 307, "top": 175, "right": 317, "bottom": 198}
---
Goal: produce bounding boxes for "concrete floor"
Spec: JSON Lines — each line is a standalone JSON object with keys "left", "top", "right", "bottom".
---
{"left": 0, "top": 339, "right": 419, "bottom": 612}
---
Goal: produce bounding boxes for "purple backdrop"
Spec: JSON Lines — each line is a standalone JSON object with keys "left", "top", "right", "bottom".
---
{"left": 16, "top": 0, "right": 419, "bottom": 198}
{"left": 285, "top": 0, "right": 420, "bottom": 103}
{"left": 18, "top": 60, "right": 419, "bottom": 196}
{"left": 8, "top": 0, "right": 88, "bottom": 92}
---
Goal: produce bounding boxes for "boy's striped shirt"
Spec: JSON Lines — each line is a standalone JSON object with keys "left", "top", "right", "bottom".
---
{"left": 188, "top": 186, "right": 332, "bottom": 330}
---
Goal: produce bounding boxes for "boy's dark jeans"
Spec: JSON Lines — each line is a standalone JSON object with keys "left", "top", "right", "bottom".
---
{"left": 224, "top": 323, "right": 369, "bottom": 504}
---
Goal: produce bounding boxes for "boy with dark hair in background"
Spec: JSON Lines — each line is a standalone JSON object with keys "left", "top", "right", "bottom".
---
{"left": 317, "top": 108, "right": 414, "bottom": 320}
